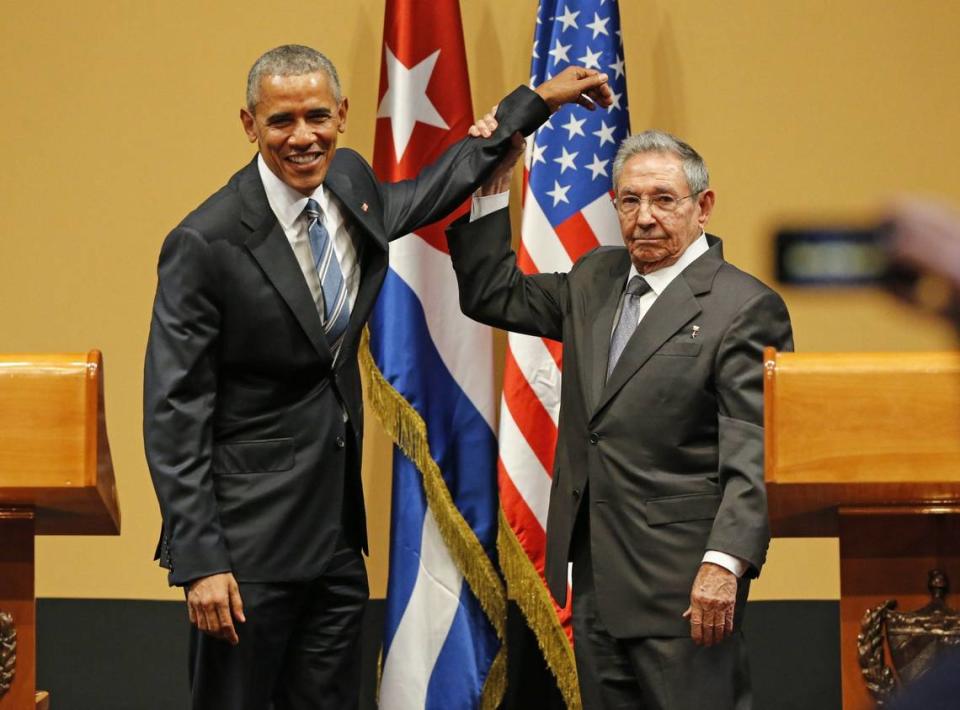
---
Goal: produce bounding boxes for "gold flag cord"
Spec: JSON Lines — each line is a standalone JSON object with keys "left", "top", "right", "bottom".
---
{"left": 360, "top": 328, "right": 506, "bottom": 708}
{"left": 498, "top": 509, "right": 582, "bottom": 709}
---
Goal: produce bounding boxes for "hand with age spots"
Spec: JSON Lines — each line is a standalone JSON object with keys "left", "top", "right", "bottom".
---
{"left": 682, "top": 562, "right": 738, "bottom": 647}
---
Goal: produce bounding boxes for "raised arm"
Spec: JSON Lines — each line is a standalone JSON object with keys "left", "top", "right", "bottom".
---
{"left": 381, "top": 67, "right": 611, "bottom": 240}
{"left": 446, "top": 207, "right": 567, "bottom": 342}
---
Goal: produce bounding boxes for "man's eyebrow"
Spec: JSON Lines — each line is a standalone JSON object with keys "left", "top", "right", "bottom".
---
{"left": 620, "top": 185, "right": 677, "bottom": 195}
{"left": 266, "top": 112, "right": 294, "bottom": 124}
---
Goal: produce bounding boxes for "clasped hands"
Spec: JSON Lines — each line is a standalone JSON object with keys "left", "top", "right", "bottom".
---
{"left": 683, "top": 562, "right": 738, "bottom": 647}
{"left": 531, "top": 65, "right": 614, "bottom": 114}
{"left": 469, "top": 66, "right": 613, "bottom": 196}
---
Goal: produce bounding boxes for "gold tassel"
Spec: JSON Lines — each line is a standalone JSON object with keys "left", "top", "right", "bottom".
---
{"left": 480, "top": 646, "right": 507, "bottom": 710}
{"left": 498, "top": 511, "right": 582, "bottom": 709}
{"left": 360, "top": 327, "right": 506, "bottom": 709}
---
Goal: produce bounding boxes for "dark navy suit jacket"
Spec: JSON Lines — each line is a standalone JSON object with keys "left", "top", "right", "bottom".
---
{"left": 144, "top": 86, "right": 549, "bottom": 586}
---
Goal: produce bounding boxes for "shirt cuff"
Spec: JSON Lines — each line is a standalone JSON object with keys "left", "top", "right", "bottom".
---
{"left": 702, "top": 550, "right": 748, "bottom": 578}
{"left": 470, "top": 191, "right": 510, "bottom": 221}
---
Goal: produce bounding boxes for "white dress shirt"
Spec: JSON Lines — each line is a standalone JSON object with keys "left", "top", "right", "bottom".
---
{"left": 471, "top": 191, "right": 747, "bottom": 578}
{"left": 620, "top": 234, "right": 708, "bottom": 327}
{"left": 257, "top": 155, "right": 360, "bottom": 316}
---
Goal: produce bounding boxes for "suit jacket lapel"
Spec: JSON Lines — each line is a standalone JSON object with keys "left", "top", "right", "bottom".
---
{"left": 590, "top": 239, "right": 724, "bottom": 420}
{"left": 325, "top": 168, "right": 387, "bottom": 252}
{"left": 324, "top": 167, "right": 388, "bottom": 350}
{"left": 238, "top": 162, "right": 335, "bottom": 367}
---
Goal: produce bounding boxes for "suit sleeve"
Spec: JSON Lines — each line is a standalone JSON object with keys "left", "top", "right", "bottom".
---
{"left": 379, "top": 85, "right": 549, "bottom": 240}
{"left": 707, "top": 288, "right": 794, "bottom": 577}
{"left": 447, "top": 207, "right": 566, "bottom": 340}
{"left": 143, "top": 226, "right": 231, "bottom": 586}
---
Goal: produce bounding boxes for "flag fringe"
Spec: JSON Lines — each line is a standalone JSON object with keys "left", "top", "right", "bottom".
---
{"left": 480, "top": 646, "right": 506, "bottom": 710}
{"left": 497, "top": 510, "right": 581, "bottom": 709}
{"left": 360, "top": 327, "right": 506, "bottom": 708}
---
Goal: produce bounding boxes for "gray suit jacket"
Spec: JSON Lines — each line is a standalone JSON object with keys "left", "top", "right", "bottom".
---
{"left": 143, "top": 86, "right": 549, "bottom": 587}
{"left": 447, "top": 208, "right": 793, "bottom": 638}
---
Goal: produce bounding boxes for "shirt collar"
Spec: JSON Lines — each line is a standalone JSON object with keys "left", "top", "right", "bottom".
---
{"left": 257, "top": 154, "right": 330, "bottom": 233}
{"left": 628, "top": 233, "right": 709, "bottom": 295}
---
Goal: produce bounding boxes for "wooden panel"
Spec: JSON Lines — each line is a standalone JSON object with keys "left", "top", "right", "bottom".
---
{"left": 0, "top": 512, "right": 35, "bottom": 710}
{"left": 0, "top": 355, "right": 89, "bottom": 489}
{"left": 0, "top": 352, "right": 119, "bottom": 535}
{"left": 763, "top": 350, "right": 960, "bottom": 536}
{"left": 765, "top": 351, "right": 960, "bottom": 484}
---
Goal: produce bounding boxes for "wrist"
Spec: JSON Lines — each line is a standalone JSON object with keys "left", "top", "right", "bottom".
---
{"left": 532, "top": 86, "right": 558, "bottom": 114}
{"left": 702, "top": 550, "right": 748, "bottom": 578}
{"left": 478, "top": 176, "right": 511, "bottom": 197}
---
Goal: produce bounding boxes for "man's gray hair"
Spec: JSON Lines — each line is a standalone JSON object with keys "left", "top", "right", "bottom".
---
{"left": 246, "top": 45, "right": 341, "bottom": 110}
{"left": 612, "top": 130, "right": 709, "bottom": 194}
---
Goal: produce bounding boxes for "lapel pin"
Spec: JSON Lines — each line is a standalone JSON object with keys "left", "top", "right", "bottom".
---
{"left": 691, "top": 325, "right": 701, "bottom": 339}
{"left": 361, "top": 202, "right": 369, "bottom": 213}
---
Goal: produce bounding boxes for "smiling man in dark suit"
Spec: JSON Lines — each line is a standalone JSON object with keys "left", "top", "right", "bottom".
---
{"left": 448, "top": 127, "right": 793, "bottom": 709}
{"left": 143, "top": 44, "right": 610, "bottom": 710}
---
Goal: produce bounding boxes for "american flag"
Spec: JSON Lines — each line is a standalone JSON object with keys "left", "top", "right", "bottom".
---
{"left": 498, "top": 0, "right": 629, "bottom": 704}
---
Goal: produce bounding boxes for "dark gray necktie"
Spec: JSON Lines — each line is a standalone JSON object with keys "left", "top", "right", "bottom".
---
{"left": 607, "top": 275, "right": 652, "bottom": 378}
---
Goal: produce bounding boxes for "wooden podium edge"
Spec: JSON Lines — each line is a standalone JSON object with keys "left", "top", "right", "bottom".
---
{"left": 762, "top": 346, "right": 778, "bottom": 491}
{"left": 86, "top": 350, "right": 120, "bottom": 535}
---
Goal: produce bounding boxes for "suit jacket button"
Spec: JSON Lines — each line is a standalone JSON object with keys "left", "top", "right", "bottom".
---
{"left": 589, "top": 432, "right": 600, "bottom": 445}
{"left": 572, "top": 488, "right": 581, "bottom": 499}
{"left": 335, "top": 436, "right": 346, "bottom": 449}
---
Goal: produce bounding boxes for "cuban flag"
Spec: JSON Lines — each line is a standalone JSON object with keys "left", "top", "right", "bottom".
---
{"left": 496, "top": 0, "right": 630, "bottom": 705}
{"left": 365, "top": 0, "right": 504, "bottom": 707}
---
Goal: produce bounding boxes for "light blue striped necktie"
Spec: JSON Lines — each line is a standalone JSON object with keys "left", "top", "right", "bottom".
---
{"left": 304, "top": 198, "right": 350, "bottom": 351}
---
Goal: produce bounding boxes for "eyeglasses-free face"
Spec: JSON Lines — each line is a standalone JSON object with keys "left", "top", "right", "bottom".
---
{"left": 241, "top": 71, "right": 349, "bottom": 196}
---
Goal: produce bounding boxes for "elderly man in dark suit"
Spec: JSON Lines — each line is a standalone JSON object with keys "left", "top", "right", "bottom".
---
{"left": 143, "top": 44, "right": 610, "bottom": 710}
{"left": 448, "top": 126, "right": 793, "bottom": 709}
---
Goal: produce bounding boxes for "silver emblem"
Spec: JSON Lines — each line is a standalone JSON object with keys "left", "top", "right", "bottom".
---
{"left": 858, "top": 570, "right": 960, "bottom": 705}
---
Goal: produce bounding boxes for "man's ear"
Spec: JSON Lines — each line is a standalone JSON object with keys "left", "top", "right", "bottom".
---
{"left": 337, "top": 97, "right": 349, "bottom": 134}
{"left": 697, "top": 189, "right": 716, "bottom": 228}
{"left": 240, "top": 107, "right": 258, "bottom": 143}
